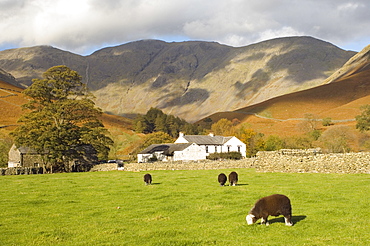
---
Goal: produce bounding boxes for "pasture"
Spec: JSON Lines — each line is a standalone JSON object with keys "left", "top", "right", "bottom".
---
{"left": 0, "top": 169, "right": 369, "bottom": 245}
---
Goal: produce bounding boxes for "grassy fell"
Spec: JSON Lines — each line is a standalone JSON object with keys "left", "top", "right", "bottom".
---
{"left": 0, "top": 169, "right": 369, "bottom": 245}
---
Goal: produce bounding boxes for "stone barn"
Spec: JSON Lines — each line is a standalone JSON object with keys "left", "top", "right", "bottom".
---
{"left": 8, "top": 145, "right": 44, "bottom": 168}
{"left": 8, "top": 144, "right": 98, "bottom": 172}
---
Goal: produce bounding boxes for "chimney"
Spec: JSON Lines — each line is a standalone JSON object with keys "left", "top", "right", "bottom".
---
{"left": 209, "top": 133, "right": 214, "bottom": 137}
{"left": 179, "top": 132, "right": 184, "bottom": 137}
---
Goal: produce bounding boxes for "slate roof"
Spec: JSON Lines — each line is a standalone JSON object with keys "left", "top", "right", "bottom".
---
{"left": 138, "top": 143, "right": 193, "bottom": 155}
{"left": 181, "top": 135, "right": 233, "bottom": 145}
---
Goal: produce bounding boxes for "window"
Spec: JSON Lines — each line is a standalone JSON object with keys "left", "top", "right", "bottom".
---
{"left": 205, "top": 146, "right": 208, "bottom": 153}
{"left": 237, "top": 145, "right": 241, "bottom": 153}
{"left": 227, "top": 145, "right": 231, "bottom": 152}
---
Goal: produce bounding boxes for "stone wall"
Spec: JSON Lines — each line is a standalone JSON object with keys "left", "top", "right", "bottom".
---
{"left": 2, "top": 150, "right": 369, "bottom": 175}
{"left": 0, "top": 167, "right": 43, "bottom": 175}
{"left": 254, "top": 150, "right": 369, "bottom": 174}
{"left": 89, "top": 163, "right": 119, "bottom": 172}
{"left": 124, "top": 150, "right": 370, "bottom": 174}
{"left": 124, "top": 159, "right": 256, "bottom": 172}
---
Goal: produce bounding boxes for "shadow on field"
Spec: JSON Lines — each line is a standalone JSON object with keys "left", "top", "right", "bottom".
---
{"left": 268, "top": 215, "right": 307, "bottom": 225}
{"left": 150, "top": 183, "right": 161, "bottom": 185}
{"left": 235, "top": 183, "right": 248, "bottom": 186}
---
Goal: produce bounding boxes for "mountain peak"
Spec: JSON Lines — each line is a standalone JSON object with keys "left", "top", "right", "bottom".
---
{"left": 0, "top": 36, "right": 357, "bottom": 122}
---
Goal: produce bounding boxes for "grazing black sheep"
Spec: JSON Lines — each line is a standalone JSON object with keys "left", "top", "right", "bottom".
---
{"left": 143, "top": 173, "right": 152, "bottom": 185}
{"left": 246, "top": 194, "right": 293, "bottom": 226}
{"left": 218, "top": 173, "right": 227, "bottom": 186}
{"left": 228, "top": 171, "right": 238, "bottom": 186}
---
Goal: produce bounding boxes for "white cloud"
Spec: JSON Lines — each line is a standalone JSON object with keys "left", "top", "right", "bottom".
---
{"left": 258, "top": 27, "right": 305, "bottom": 43}
{"left": 0, "top": 0, "right": 369, "bottom": 54}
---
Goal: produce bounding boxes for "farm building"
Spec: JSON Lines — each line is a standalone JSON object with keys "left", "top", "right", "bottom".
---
{"left": 8, "top": 144, "right": 98, "bottom": 171}
{"left": 175, "top": 132, "right": 247, "bottom": 158}
{"left": 137, "top": 143, "right": 207, "bottom": 163}
{"left": 8, "top": 144, "right": 45, "bottom": 168}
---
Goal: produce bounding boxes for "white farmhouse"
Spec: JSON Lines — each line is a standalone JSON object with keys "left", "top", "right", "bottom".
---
{"left": 175, "top": 132, "right": 246, "bottom": 158}
{"left": 137, "top": 143, "right": 207, "bottom": 163}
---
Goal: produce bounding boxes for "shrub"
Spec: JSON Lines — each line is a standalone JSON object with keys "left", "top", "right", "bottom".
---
{"left": 264, "top": 135, "right": 284, "bottom": 151}
{"left": 322, "top": 117, "right": 333, "bottom": 126}
{"left": 207, "top": 151, "right": 242, "bottom": 160}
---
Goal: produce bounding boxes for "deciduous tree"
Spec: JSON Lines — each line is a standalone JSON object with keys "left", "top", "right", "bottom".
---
{"left": 234, "top": 124, "right": 264, "bottom": 157}
{"left": 318, "top": 125, "right": 356, "bottom": 153}
{"left": 211, "top": 118, "right": 234, "bottom": 136}
{"left": 11, "top": 66, "right": 113, "bottom": 172}
{"left": 0, "top": 130, "right": 13, "bottom": 167}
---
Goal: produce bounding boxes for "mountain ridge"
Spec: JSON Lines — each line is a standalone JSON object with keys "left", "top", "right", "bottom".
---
{"left": 0, "top": 36, "right": 357, "bottom": 122}
{"left": 201, "top": 46, "right": 370, "bottom": 136}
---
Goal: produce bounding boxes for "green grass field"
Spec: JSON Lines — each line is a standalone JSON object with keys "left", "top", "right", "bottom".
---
{"left": 0, "top": 169, "right": 369, "bottom": 245}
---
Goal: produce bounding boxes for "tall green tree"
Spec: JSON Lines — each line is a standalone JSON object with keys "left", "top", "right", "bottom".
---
{"left": 0, "top": 130, "right": 13, "bottom": 168}
{"left": 11, "top": 66, "right": 113, "bottom": 172}
{"left": 134, "top": 107, "right": 202, "bottom": 137}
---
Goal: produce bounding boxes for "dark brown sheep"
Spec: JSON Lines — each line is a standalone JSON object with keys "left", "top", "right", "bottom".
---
{"left": 218, "top": 173, "right": 227, "bottom": 186}
{"left": 143, "top": 173, "right": 152, "bottom": 185}
{"left": 228, "top": 171, "right": 238, "bottom": 186}
{"left": 246, "top": 194, "right": 293, "bottom": 226}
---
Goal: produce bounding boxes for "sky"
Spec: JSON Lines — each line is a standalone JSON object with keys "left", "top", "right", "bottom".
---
{"left": 0, "top": 0, "right": 369, "bottom": 55}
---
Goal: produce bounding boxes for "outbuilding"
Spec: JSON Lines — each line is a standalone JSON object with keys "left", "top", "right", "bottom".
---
{"left": 8, "top": 144, "right": 98, "bottom": 172}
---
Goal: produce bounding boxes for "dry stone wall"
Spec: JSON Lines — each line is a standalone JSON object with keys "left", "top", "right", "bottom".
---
{"left": 2, "top": 150, "right": 369, "bottom": 175}
{"left": 124, "top": 150, "right": 370, "bottom": 174}
{"left": 124, "top": 159, "right": 256, "bottom": 172}
{"left": 0, "top": 167, "right": 43, "bottom": 175}
{"left": 254, "top": 150, "right": 369, "bottom": 174}
{"left": 89, "top": 163, "right": 119, "bottom": 172}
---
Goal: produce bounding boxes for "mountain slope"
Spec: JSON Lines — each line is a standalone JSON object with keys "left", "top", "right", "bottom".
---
{"left": 0, "top": 68, "right": 18, "bottom": 87}
{"left": 202, "top": 45, "right": 370, "bottom": 135}
{"left": 0, "top": 80, "right": 26, "bottom": 129}
{"left": 325, "top": 44, "right": 370, "bottom": 83}
{"left": 0, "top": 36, "right": 356, "bottom": 122}
{"left": 0, "top": 80, "right": 133, "bottom": 132}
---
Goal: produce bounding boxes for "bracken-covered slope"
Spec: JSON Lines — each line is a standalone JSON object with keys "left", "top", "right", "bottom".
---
{"left": 0, "top": 79, "right": 133, "bottom": 133}
{"left": 203, "top": 45, "right": 370, "bottom": 136}
{"left": 0, "top": 80, "right": 26, "bottom": 129}
{"left": 0, "top": 36, "right": 355, "bottom": 122}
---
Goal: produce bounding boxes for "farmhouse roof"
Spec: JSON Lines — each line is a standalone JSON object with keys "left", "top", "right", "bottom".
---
{"left": 181, "top": 135, "right": 233, "bottom": 145}
{"left": 138, "top": 143, "right": 193, "bottom": 155}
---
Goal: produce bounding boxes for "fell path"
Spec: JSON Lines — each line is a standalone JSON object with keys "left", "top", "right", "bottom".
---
{"left": 235, "top": 110, "right": 356, "bottom": 123}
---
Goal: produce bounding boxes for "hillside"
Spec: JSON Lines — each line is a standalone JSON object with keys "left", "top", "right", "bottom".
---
{"left": 325, "top": 44, "right": 370, "bottom": 83}
{"left": 0, "top": 80, "right": 26, "bottom": 130}
{"left": 0, "top": 36, "right": 355, "bottom": 122}
{"left": 0, "top": 78, "right": 138, "bottom": 158}
{"left": 202, "top": 45, "right": 370, "bottom": 136}
{"left": 0, "top": 79, "right": 133, "bottom": 135}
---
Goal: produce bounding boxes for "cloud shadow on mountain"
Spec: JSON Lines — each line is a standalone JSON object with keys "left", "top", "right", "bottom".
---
{"left": 159, "top": 88, "right": 210, "bottom": 107}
